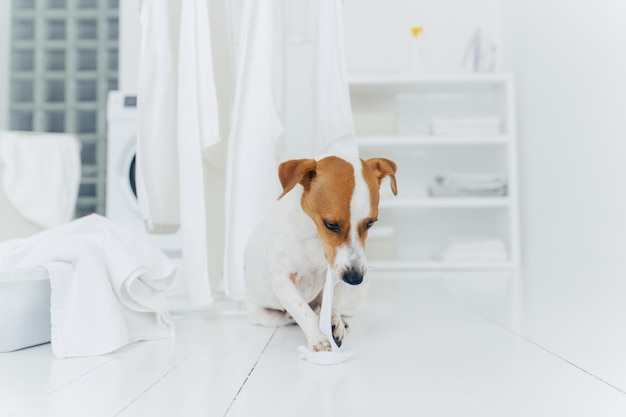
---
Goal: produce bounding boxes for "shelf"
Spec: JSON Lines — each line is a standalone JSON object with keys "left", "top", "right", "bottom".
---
{"left": 349, "top": 73, "right": 513, "bottom": 95}
{"left": 357, "top": 135, "right": 510, "bottom": 147}
{"left": 379, "top": 198, "right": 511, "bottom": 209}
{"left": 351, "top": 73, "right": 520, "bottom": 273}
{"left": 369, "top": 260, "right": 517, "bottom": 271}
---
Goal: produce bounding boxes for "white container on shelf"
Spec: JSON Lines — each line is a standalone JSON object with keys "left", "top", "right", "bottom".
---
{"left": 353, "top": 111, "right": 397, "bottom": 136}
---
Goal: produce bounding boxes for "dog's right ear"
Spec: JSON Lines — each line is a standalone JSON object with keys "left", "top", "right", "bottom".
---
{"left": 278, "top": 159, "right": 317, "bottom": 199}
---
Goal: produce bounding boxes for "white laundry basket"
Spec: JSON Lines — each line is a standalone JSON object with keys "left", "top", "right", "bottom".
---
{"left": 0, "top": 267, "right": 51, "bottom": 352}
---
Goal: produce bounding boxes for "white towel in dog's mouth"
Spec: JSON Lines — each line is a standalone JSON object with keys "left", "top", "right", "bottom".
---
{"left": 298, "top": 266, "right": 354, "bottom": 365}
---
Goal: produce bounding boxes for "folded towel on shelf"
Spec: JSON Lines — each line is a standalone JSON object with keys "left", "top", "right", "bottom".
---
{"left": 436, "top": 172, "right": 506, "bottom": 190}
{"left": 0, "top": 214, "right": 176, "bottom": 358}
{"left": 0, "top": 131, "right": 81, "bottom": 228}
{"left": 428, "top": 172, "right": 507, "bottom": 197}
{"left": 430, "top": 117, "right": 501, "bottom": 136}
{"left": 429, "top": 184, "right": 507, "bottom": 197}
{"left": 437, "top": 237, "right": 508, "bottom": 262}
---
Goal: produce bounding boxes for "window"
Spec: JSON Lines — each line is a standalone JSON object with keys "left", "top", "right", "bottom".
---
{"left": 8, "top": 0, "right": 119, "bottom": 216}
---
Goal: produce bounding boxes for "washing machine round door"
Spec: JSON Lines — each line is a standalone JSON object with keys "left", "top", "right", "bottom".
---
{"left": 121, "top": 145, "right": 140, "bottom": 215}
{"left": 128, "top": 153, "right": 137, "bottom": 199}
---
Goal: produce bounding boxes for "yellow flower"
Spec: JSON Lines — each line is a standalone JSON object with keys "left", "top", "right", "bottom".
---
{"left": 411, "top": 27, "right": 424, "bottom": 38}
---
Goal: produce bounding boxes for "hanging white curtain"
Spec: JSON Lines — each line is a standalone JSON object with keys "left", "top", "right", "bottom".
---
{"left": 222, "top": 0, "right": 359, "bottom": 299}
{"left": 315, "top": 0, "right": 358, "bottom": 157}
{"left": 137, "top": 0, "right": 355, "bottom": 303}
{"left": 136, "top": 1, "right": 180, "bottom": 235}
{"left": 223, "top": 0, "right": 285, "bottom": 300}
{"left": 137, "top": 0, "right": 233, "bottom": 306}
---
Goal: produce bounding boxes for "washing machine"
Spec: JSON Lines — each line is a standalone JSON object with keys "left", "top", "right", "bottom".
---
{"left": 106, "top": 91, "right": 182, "bottom": 255}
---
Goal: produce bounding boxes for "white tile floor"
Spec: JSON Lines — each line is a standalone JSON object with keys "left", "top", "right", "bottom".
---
{"left": 3, "top": 258, "right": 626, "bottom": 417}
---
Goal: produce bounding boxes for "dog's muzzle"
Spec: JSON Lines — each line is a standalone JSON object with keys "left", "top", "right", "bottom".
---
{"left": 342, "top": 268, "right": 363, "bottom": 286}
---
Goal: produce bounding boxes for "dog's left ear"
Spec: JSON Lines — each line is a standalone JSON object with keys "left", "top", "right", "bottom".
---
{"left": 277, "top": 159, "right": 317, "bottom": 199}
{"left": 365, "top": 158, "right": 398, "bottom": 196}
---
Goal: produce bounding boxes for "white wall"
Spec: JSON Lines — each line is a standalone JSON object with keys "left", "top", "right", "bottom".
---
{"left": 343, "top": 0, "right": 503, "bottom": 74}
{"left": 501, "top": 0, "right": 626, "bottom": 264}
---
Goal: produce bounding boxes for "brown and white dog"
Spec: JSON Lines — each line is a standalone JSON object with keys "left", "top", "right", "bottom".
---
{"left": 244, "top": 154, "right": 397, "bottom": 351}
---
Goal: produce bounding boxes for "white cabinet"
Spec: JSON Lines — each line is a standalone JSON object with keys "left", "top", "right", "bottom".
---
{"left": 350, "top": 73, "right": 520, "bottom": 270}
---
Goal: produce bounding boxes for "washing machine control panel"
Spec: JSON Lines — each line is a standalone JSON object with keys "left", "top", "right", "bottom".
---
{"left": 124, "top": 96, "right": 137, "bottom": 108}
{"left": 107, "top": 91, "right": 137, "bottom": 122}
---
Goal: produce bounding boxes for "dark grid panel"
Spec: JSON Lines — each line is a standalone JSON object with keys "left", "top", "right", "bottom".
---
{"left": 9, "top": 0, "right": 119, "bottom": 216}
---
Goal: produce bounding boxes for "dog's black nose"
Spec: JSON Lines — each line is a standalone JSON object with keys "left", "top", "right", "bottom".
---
{"left": 342, "top": 269, "right": 363, "bottom": 286}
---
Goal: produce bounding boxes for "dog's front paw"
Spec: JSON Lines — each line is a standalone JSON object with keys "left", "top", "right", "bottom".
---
{"left": 309, "top": 333, "right": 332, "bottom": 352}
{"left": 331, "top": 309, "right": 349, "bottom": 347}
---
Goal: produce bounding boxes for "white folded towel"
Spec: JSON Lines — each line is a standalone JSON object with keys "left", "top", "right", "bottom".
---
{"left": 438, "top": 237, "right": 508, "bottom": 262}
{"left": 436, "top": 172, "right": 506, "bottom": 190}
{"left": 429, "top": 184, "right": 507, "bottom": 197}
{"left": 430, "top": 117, "right": 501, "bottom": 136}
{"left": 429, "top": 172, "right": 507, "bottom": 197}
{"left": 0, "top": 131, "right": 81, "bottom": 229}
{"left": 0, "top": 214, "right": 176, "bottom": 358}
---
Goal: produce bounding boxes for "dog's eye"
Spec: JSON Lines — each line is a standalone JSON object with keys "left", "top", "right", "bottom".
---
{"left": 323, "top": 220, "right": 340, "bottom": 233}
{"left": 364, "top": 219, "right": 377, "bottom": 230}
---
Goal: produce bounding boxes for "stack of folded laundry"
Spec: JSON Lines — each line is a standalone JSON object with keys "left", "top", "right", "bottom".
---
{"left": 428, "top": 172, "right": 507, "bottom": 197}
{"left": 430, "top": 117, "right": 501, "bottom": 136}
{"left": 437, "top": 237, "right": 509, "bottom": 262}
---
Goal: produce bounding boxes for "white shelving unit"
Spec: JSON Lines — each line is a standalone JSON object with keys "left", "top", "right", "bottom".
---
{"left": 350, "top": 73, "right": 520, "bottom": 271}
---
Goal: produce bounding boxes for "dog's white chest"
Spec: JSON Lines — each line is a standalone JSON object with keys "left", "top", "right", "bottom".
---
{"left": 244, "top": 187, "right": 328, "bottom": 308}
{"left": 291, "top": 265, "right": 327, "bottom": 302}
